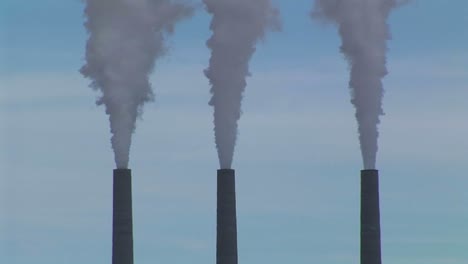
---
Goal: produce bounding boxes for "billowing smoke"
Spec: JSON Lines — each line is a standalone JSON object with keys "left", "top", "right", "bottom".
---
{"left": 312, "top": 0, "right": 404, "bottom": 169}
{"left": 204, "top": 0, "right": 280, "bottom": 169}
{"left": 81, "top": 0, "right": 192, "bottom": 169}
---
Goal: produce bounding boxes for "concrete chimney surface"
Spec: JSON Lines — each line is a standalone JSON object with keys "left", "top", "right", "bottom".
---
{"left": 113, "top": 169, "right": 134, "bottom": 264}
{"left": 361, "top": 169, "right": 382, "bottom": 264}
{"left": 217, "top": 169, "right": 238, "bottom": 264}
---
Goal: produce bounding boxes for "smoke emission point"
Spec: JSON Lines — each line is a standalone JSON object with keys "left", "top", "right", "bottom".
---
{"left": 360, "top": 169, "right": 382, "bottom": 264}
{"left": 217, "top": 169, "right": 238, "bottom": 264}
{"left": 113, "top": 168, "right": 134, "bottom": 264}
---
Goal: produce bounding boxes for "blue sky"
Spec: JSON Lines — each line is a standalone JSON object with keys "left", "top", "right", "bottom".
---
{"left": 0, "top": 0, "right": 467, "bottom": 263}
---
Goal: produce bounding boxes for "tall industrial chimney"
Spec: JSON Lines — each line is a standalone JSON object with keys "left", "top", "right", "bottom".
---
{"left": 360, "top": 169, "right": 382, "bottom": 264}
{"left": 217, "top": 169, "right": 238, "bottom": 264}
{"left": 113, "top": 169, "right": 134, "bottom": 264}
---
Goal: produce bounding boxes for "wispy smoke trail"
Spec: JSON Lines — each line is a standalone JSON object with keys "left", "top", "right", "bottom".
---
{"left": 81, "top": 0, "right": 192, "bottom": 169}
{"left": 204, "top": 0, "right": 279, "bottom": 169}
{"left": 312, "top": 0, "right": 404, "bottom": 169}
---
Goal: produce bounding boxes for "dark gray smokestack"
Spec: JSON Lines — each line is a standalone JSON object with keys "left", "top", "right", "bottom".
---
{"left": 113, "top": 169, "right": 133, "bottom": 264}
{"left": 361, "top": 169, "right": 382, "bottom": 264}
{"left": 217, "top": 169, "right": 237, "bottom": 264}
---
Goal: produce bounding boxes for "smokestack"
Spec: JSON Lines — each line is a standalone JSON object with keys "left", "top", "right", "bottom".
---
{"left": 113, "top": 169, "right": 133, "bottom": 264}
{"left": 361, "top": 169, "right": 382, "bottom": 264}
{"left": 217, "top": 169, "right": 238, "bottom": 264}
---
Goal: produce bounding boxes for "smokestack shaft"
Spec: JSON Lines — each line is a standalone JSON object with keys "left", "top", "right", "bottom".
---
{"left": 217, "top": 169, "right": 238, "bottom": 264}
{"left": 361, "top": 169, "right": 382, "bottom": 264}
{"left": 113, "top": 169, "right": 134, "bottom": 264}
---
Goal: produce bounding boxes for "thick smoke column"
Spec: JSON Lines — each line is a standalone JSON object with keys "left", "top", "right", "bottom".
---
{"left": 204, "top": 0, "right": 279, "bottom": 169}
{"left": 81, "top": 0, "right": 192, "bottom": 168}
{"left": 312, "top": 0, "right": 403, "bottom": 169}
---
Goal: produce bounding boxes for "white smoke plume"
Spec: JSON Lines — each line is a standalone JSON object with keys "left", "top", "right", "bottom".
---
{"left": 312, "top": 0, "right": 405, "bottom": 169}
{"left": 204, "top": 0, "right": 280, "bottom": 169}
{"left": 81, "top": 0, "right": 192, "bottom": 169}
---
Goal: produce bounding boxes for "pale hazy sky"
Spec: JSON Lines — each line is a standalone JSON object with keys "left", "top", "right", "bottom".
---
{"left": 0, "top": 0, "right": 467, "bottom": 263}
